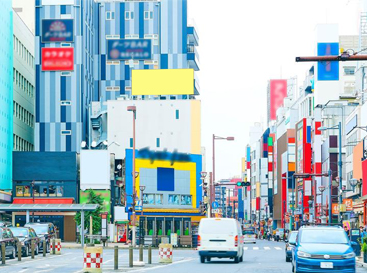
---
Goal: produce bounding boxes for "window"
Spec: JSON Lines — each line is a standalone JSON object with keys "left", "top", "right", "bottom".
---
{"left": 176, "top": 110, "right": 179, "bottom": 119}
{"left": 144, "top": 11, "right": 153, "bottom": 20}
{"left": 106, "top": 11, "right": 115, "bottom": 20}
{"left": 130, "top": 138, "right": 133, "bottom": 148}
{"left": 156, "top": 138, "right": 160, "bottom": 147}
{"left": 168, "top": 195, "right": 180, "bottom": 205}
{"left": 61, "top": 130, "right": 71, "bottom": 135}
{"left": 125, "top": 11, "right": 134, "bottom": 20}
{"left": 61, "top": 101, "right": 71, "bottom": 106}
{"left": 344, "top": 66, "right": 355, "bottom": 75}
{"left": 143, "top": 194, "right": 155, "bottom": 205}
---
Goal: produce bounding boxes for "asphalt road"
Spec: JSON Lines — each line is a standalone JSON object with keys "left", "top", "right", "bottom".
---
{"left": 0, "top": 240, "right": 366, "bottom": 273}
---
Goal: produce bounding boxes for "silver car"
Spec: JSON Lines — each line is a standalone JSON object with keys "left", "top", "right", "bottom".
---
{"left": 243, "top": 228, "right": 256, "bottom": 244}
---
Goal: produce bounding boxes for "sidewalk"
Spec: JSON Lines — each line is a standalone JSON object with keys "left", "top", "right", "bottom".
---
{"left": 356, "top": 256, "right": 367, "bottom": 268}
{"left": 61, "top": 242, "right": 195, "bottom": 250}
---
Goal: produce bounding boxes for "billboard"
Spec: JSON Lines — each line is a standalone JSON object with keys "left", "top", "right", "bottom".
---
{"left": 132, "top": 69, "right": 194, "bottom": 95}
{"left": 42, "top": 19, "right": 74, "bottom": 43}
{"left": 269, "top": 79, "right": 287, "bottom": 120}
{"left": 107, "top": 39, "right": 152, "bottom": 60}
{"left": 80, "top": 150, "right": 110, "bottom": 190}
{"left": 317, "top": 43, "right": 339, "bottom": 81}
{"left": 41, "top": 48, "right": 74, "bottom": 71}
{"left": 80, "top": 189, "right": 111, "bottom": 214}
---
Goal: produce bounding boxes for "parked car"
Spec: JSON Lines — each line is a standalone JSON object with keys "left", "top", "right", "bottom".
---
{"left": 0, "top": 221, "right": 12, "bottom": 227}
{"left": 243, "top": 228, "right": 256, "bottom": 244}
{"left": 9, "top": 227, "right": 40, "bottom": 257}
{"left": 285, "top": 231, "right": 298, "bottom": 262}
{"left": 198, "top": 218, "right": 244, "bottom": 263}
{"left": 292, "top": 225, "right": 356, "bottom": 273}
{"left": 0, "top": 227, "right": 17, "bottom": 259}
{"left": 25, "top": 223, "right": 56, "bottom": 253}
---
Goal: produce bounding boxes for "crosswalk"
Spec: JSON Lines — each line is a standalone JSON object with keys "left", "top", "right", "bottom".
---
{"left": 243, "top": 246, "right": 283, "bottom": 251}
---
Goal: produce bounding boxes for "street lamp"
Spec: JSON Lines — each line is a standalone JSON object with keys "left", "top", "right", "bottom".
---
{"left": 127, "top": 105, "right": 137, "bottom": 247}
{"left": 212, "top": 135, "right": 234, "bottom": 216}
{"left": 318, "top": 122, "right": 342, "bottom": 224}
{"left": 349, "top": 178, "right": 359, "bottom": 192}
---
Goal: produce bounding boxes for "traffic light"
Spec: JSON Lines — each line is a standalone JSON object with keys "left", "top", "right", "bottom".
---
{"left": 236, "top": 181, "right": 251, "bottom": 187}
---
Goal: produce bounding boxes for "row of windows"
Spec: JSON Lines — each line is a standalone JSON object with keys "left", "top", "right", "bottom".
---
{"left": 13, "top": 101, "right": 34, "bottom": 128}
{"left": 13, "top": 35, "right": 34, "bottom": 68}
{"left": 13, "top": 68, "right": 34, "bottom": 98}
{"left": 106, "top": 11, "right": 153, "bottom": 21}
{"left": 15, "top": 182, "right": 64, "bottom": 197}
{"left": 13, "top": 134, "right": 34, "bottom": 152}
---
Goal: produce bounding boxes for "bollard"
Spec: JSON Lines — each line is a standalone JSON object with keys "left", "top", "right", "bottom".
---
{"left": 83, "top": 246, "right": 103, "bottom": 273}
{"left": 114, "top": 246, "right": 118, "bottom": 270}
{"left": 17, "top": 241, "right": 22, "bottom": 261}
{"left": 52, "top": 239, "right": 55, "bottom": 255}
{"left": 148, "top": 245, "right": 152, "bottom": 264}
{"left": 1, "top": 242, "right": 5, "bottom": 265}
{"left": 158, "top": 243, "right": 173, "bottom": 263}
{"left": 31, "top": 239, "right": 35, "bottom": 259}
{"left": 129, "top": 245, "right": 133, "bottom": 268}
{"left": 43, "top": 240, "right": 46, "bottom": 257}
{"left": 139, "top": 244, "right": 143, "bottom": 262}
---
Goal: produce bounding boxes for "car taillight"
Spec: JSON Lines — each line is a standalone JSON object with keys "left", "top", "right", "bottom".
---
{"left": 198, "top": 235, "right": 201, "bottom": 247}
{"left": 235, "top": 235, "right": 238, "bottom": 247}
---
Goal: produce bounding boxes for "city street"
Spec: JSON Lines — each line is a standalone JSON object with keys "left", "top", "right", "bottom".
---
{"left": 0, "top": 240, "right": 365, "bottom": 273}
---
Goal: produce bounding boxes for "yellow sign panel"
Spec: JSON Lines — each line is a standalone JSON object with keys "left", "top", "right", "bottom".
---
{"left": 132, "top": 69, "right": 194, "bottom": 95}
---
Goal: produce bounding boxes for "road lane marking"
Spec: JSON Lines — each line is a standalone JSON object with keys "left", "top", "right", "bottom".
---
{"left": 253, "top": 247, "right": 259, "bottom": 250}
{"left": 275, "top": 247, "right": 282, "bottom": 250}
{"left": 132, "top": 258, "right": 195, "bottom": 272}
{"left": 243, "top": 247, "right": 248, "bottom": 250}
{"left": 264, "top": 247, "right": 270, "bottom": 250}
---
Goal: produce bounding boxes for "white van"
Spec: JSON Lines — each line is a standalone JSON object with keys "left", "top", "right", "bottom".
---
{"left": 198, "top": 218, "right": 244, "bottom": 263}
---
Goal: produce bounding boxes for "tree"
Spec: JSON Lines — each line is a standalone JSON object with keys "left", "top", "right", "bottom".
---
{"left": 75, "top": 189, "right": 104, "bottom": 235}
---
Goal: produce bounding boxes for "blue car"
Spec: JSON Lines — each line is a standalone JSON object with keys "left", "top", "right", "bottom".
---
{"left": 292, "top": 225, "right": 356, "bottom": 273}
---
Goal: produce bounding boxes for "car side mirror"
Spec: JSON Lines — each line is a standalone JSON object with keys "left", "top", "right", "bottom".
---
{"left": 351, "top": 241, "right": 358, "bottom": 246}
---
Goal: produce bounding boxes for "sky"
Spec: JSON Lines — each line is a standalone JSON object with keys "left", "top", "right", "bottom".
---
{"left": 188, "top": 0, "right": 362, "bottom": 181}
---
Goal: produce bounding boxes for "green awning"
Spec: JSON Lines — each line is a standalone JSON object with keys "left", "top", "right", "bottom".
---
{"left": 115, "top": 220, "right": 129, "bottom": 224}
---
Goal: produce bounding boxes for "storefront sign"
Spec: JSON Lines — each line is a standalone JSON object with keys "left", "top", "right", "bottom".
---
{"left": 42, "top": 19, "right": 74, "bottom": 43}
{"left": 42, "top": 48, "right": 74, "bottom": 71}
{"left": 332, "top": 203, "right": 339, "bottom": 215}
{"left": 171, "top": 233, "right": 178, "bottom": 246}
{"left": 343, "top": 199, "right": 353, "bottom": 211}
{"left": 107, "top": 39, "right": 152, "bottom": 60}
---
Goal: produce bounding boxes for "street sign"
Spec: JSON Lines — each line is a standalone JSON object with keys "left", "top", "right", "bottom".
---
{"left": 212, "top": 201, "right": 219, "bottom": 209}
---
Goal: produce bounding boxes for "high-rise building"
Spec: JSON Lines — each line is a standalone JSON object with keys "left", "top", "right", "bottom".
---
{"left": 0, "top": 1, "right": 13, "bottom": 191}
{"left": 34, "top": 0, "right": 98, "bottom": 152}
{"left": 13, "top": 10, "right": 35, "bottom": 152}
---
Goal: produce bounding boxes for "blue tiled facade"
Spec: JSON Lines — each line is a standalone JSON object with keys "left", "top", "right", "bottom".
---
{"left": 35, "top": 0, "right": 198, "bottom": 152}
{"left": 35, "top": 0, "right": 98, "bottom": 152}
{"left": 0, "top": 1, "right": 13, "bottom": 190}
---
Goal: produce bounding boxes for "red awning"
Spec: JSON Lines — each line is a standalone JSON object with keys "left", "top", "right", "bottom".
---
{"left": 13, "top": 198, "right": 75, "bottom": 205}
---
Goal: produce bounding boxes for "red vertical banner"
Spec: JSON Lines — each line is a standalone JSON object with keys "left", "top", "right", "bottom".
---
{"left": 281, "top": 174, "right": 287, "bottom": 228}
{"left": 362, "top": 159, "right": 367, "bottom": 196}
{"left": 270, "top": 80, "right": 287, "bottom": 120}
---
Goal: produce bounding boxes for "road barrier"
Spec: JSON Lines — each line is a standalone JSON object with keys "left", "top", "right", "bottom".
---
{"left": 31, "top": 239, "right": 35, "bottom": 259}
{"left": 129, "top": 246, "right": 133, "bottom": 267}
{"left": 83, "top": 246, "right": 103, "bottom": 273}
{"left": 43, "top": 240, "right": 46, "bottom": 257}
{"left": 148, "top": 245, "right": 152, "bottom": 264}
{"left": 114, "top": 246, "right": 118, "bottom": 270}
{"left": 158, "top": 243, "right": 173, "bottom": 263}
{"left": 17, "top": 241, "right": 22, "bottom": 261}
{"left": 50, "top": 239, "right": 61, "bottom": 255}
{"left": 139, "top": 245, "right": 143, "bottom": 262}
{"left": 1, "top": 242, "right": 5, "bottom": 265}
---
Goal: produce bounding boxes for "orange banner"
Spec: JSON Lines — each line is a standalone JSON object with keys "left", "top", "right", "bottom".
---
{"left": 343, "top": 199, "right": 353, "bottom": 211}
{"left": 332, "top": 203, "right": 339, "bottom": 215}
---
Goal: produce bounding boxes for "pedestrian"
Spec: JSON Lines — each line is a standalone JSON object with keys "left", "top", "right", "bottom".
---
{"left": 360, "top": 226, "right": 367, "bottom": 244}
{"left": 344, "top": 226, "right": 350, "bottom": 237}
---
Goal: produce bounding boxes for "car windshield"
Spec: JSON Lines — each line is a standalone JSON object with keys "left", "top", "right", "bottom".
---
{"left": 300, "top": 229, "right": 349, "bottom": 244}
{"left": 10, "top": 228, "right": 28, "bottom": 237}
{"left": 199, "top": 220, "right": 235, "bottom": 235}
{"left": 29, "top": 225, "right": 48, "bottom": 235}
{"left": 288, "top": 232, "right": 298, "bottom": 243}
{"left": 243, "top": 229, "right": 255, "bottom": 235}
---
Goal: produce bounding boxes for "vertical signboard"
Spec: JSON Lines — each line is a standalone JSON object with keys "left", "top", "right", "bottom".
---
{"left": 269, "top": 79, "right": 287, "bottom": 120}
{"left": 317, "top": 43, "right": 339, "bottom": 81}
{"left": 41, "top": 48, "right": 74, "bottom": 71}
{"left": 42, "top": 19, "right": 74, "bottom": 43}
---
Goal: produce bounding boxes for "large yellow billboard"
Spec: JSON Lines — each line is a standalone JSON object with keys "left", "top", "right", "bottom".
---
{"left": 132, "top": 69, "right": 194, "bottom": 95}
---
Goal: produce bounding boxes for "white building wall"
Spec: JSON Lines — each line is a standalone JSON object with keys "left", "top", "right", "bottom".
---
{"left": 105, "top": 99, "right": 200, "bottom": 159}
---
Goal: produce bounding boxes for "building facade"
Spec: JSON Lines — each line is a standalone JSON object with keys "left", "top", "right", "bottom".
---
{"left": 13, "top": 10, "right": 35, "bottom": 152}
{"left": 0, "top": 1, "right": 13, "bottom": 191}
{"left": 35, "top": 0, "right": 98, "bottom": 152}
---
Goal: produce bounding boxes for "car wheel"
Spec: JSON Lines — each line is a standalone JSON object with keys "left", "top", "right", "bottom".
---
{"left": 206, "top": 257, "right": 211, "bottom": 262}
{"left": 240, "top": 254, "right": 243, "bottom": 262}
{"left": 234, "top": 256, "right": 239, "bottom": 263}
{"left": 9, "top": 246, "right": 15, "bottom": 259}
{"left": 200, "top": 256, "right": 206, "bottom": 263}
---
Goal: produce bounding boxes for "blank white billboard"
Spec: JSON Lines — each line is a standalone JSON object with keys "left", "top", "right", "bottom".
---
{"left": 80, "top": 150, "right": 110, "bottom": 190}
